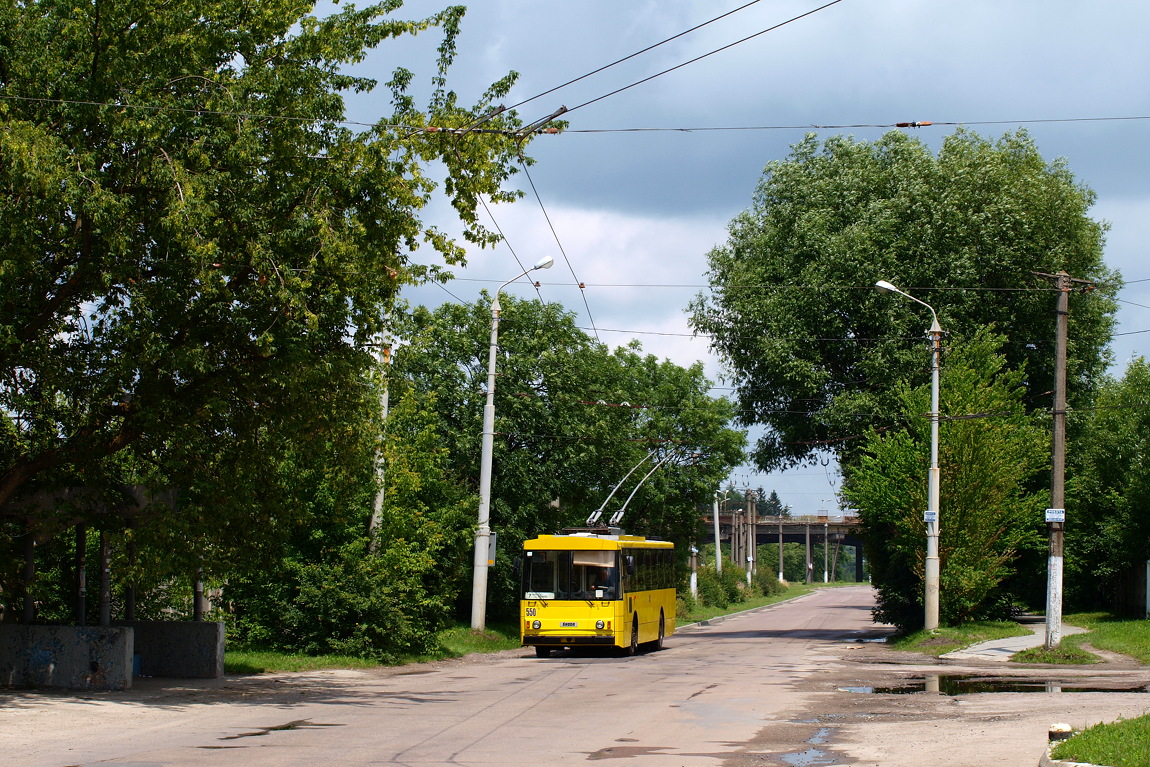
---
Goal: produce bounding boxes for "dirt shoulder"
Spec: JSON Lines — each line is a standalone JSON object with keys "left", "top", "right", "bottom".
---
{"left": 727, "top": 640, "right": 1150, "bottom": 767}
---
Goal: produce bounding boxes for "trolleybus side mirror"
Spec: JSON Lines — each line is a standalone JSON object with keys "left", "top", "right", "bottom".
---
{"left": 512, "top": 556, "right": 522, "bottom": 577}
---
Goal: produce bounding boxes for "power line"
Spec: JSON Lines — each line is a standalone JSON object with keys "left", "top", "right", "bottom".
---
{"left": 564, "top": 0, "right": 849, "bottom": 115}
{"left": 7, "top": 95, "right": 1149, "bottom": 139}
{"left": 499, "top": 0, "right": 770, "bottom": 115}
{"left": 560, "top": 115, "right": 1150, "bottom": 133}
{"left": 516, "top": 155, "right": 601, "bottom": 341}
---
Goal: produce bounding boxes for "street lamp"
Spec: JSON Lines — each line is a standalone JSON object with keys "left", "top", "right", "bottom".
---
{"left": 471, "top": 255, "right": 555, "bottom": 632}
{"left": 876, "top": 279, "right": 943, "bottom": 631}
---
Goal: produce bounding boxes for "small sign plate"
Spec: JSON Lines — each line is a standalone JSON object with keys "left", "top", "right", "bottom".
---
{"left": 923, "top": 510, "right": 938, "bottom": 523}
{"left": 1045, "top": 508, "right": 1066, "bottom": 523}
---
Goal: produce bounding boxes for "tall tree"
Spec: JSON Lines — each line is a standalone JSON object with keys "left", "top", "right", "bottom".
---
{"left": 391, "top": 295, "right": 746, "bottom": 616}
{"left": 0, "top": 2, "right": 535, "bottom": 564}
{"left": 843, "top": 330, "right": 1048, "bottom": 630}
{"left": 761, "top": 489, "right": 785, "bottom": 517}
{"left": 1063, "top": 357, "right": 1150, "bottom": 611}
{"left": 690, "top": 129, "right": 1119, "bottom": 471}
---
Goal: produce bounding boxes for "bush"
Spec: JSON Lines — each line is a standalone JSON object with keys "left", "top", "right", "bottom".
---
{"left": 754, "top": 568, "right": 785, "bottom": 596}
{"left": 696, "top": 565, "right": 731, "bottom": 608}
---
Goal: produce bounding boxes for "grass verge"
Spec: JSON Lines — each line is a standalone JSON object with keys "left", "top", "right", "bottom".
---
{"left": 679, "top": 581, "right": 831, "bottom": 625}
{"left": 1059, "top": 612, "right": 1150, "bottom": 663}
{"left": 1051, "top": 714, "right": 1150, "bottom": 767}
{"left": 224, "top": 651, "right": 384, "bottom": 674}
{"left": 225, "top": 620, "right": 522, "bottom": 674}
{"left": 1012, "top": 631, "right": 1099, "bottom": 664}
{"left": 889, "top": 621, "right": 1031, "bottom": 657}
{"left": 225, "top": 582, "right": 850, "bottom": 673}
{"left": 1013, "top": 611, "right": 1150, "bottom": 665}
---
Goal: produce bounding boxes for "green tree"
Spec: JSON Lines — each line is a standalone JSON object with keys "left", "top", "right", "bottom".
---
{"left": 690, "top": 129, "right": 1118, "bottom": 471}
{"left": 392, "top": 295, "right": 746, "bottom": 616}
{"left": 225, "top": 387, "right": 476, "bottom": 660}
{"left": 843, "top": 330, "right": 1048, "bottom": 630}
{"left": 761, "top": 490, "right": 786, "bottom": 517}
{"left": 1064, "top": 358, "right": 1150, "bottom": 612}
{"left": 0, "top": 1, "right": 539, "bottom": 594}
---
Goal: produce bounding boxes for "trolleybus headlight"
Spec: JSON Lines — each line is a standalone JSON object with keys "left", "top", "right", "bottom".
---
{"left": 532, "top": 620, "right": 541, "bottom": 630}
{"left": 595, "top": 620, "right": 605, "bottom": 630}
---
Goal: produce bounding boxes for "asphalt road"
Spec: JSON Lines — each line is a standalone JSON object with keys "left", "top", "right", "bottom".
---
{"left": 4, "top": 586, "right": 1149, "bottom": 766}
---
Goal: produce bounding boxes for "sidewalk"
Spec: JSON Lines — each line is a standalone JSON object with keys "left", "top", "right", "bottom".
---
{"left": 940, "top": 621, "right": 1087, "bottom": 662}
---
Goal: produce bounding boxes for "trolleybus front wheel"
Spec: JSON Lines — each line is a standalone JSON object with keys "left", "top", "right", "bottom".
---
{"left": 624, "top": 616, "right": 639, "bottom": 656}
{"left": 535, "top": 646, "right": 551, "bottom": 658}
{"left": 651, "top": 612, "right": 665, "bottom": 651}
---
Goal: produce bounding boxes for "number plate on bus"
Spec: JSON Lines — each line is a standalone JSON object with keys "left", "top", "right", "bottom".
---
{"left": 560, "top": 621, "right": 578, "bottom": 628}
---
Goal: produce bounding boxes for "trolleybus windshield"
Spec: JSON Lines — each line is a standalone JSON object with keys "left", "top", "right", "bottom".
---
{"left": 522, "top": 549, "right": 619, "bottom": 601}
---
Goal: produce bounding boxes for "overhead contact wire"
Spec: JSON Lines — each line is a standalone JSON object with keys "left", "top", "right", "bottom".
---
{"left": 564, "top": 0, "right": 848, "bottom": 115}
{"left": 517, "top": 155, "right": 601, "bottom": 341}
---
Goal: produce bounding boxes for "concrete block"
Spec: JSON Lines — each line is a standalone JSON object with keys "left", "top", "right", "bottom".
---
{"left": 0, "top": 625, "right": 133, "bottom": 690}
{"left": 122, "top": 621, "right": 225, "bottom": 678}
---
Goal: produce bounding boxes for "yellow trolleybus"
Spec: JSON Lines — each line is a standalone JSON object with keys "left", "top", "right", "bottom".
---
{"left": 520, "top": 531, "right": 675, "bottom": 657}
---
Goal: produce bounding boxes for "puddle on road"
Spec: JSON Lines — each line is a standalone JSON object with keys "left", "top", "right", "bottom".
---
{"left": 781, "top": 747, "right": 836, "bottom": 766}
{"left": 780, "top": 726, "right": 840, "bottom": 766}
{"left": 839, "top": 674, "right": 1150, "bottom": 695}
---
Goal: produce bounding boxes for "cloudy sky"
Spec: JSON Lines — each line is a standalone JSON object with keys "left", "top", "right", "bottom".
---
{"left": 340, "top": 0, "right": 1150, "bottom": 514}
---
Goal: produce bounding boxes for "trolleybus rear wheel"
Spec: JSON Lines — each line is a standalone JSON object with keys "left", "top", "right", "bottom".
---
{"left": 652, "top": 612, "right": 665, "bottom": 651}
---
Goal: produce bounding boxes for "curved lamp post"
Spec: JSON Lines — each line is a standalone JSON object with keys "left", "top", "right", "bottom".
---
{"left": 471, "top": 255, "right": 555, "bottom": 632}
{"left": 876, "top": 279, "right": 942, "bottom": 631}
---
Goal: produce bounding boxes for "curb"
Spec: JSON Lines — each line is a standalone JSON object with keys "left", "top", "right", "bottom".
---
{"left": 1039, "top": 743, "right": 1102, "bottom": 767}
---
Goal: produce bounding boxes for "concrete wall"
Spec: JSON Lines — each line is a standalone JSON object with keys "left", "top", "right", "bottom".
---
{"left": 123, "top": 621, "right": 225, "bottom": 678}
{"left": 0, "top": 625, "right": 133, "bottom": 690}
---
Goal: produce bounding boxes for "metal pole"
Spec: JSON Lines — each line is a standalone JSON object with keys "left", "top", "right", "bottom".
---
{"left": 712, "top": 493, "right": 723, "bottom": 574}
{"left": 778, "top": 515, "right": 784, "bottom": 582}
{"left": 1045, "top": 272, "right": 1070, "bottom": 649}
{"left": 471, "top": 296, "right": 502, "bottom": 632}
{"left": 925, "top": 319, "right": 942, "bottom": 630}
{"left": 471, "top": 257, "right": 553, "bottom": 632}
{"left": 746, "top": 490, "right": 755, "bottom": 584}
{"left": 877, "top": 280, "right": 943, "bottom": 631}
{"left": 805, "top": 523, "right": 812, "bottom": 584}
{"left": 689, "top": 545, "right": 698, "bottom": 599}
{"left": 824, "top": 521, "right": 829, "bottom": 583}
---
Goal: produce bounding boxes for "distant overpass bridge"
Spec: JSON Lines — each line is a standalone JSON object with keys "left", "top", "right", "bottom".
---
{"left": 703, "top": 514, "right": 867, "bottom": 583}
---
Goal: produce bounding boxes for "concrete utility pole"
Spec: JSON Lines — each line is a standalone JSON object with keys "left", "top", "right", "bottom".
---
{"left": 369, "top": 330, "right": 404, "bottom": 553}
{"left": 778, "top": 514, "right": 785, "bottom": 583}
{"left": 745, "top": 489, "right": 756, "bottom": 585}
{"left": 805, "top": 523, "right": 812, "bottom": 584}
{"left": 821, "top": 499, "right": 833, "bottom": 583}
{"left": 1031, "top": 269, "right": 1095, "bottom": 649}
{"left": 712, "top": 492, "right": 723, "bottom": 575}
